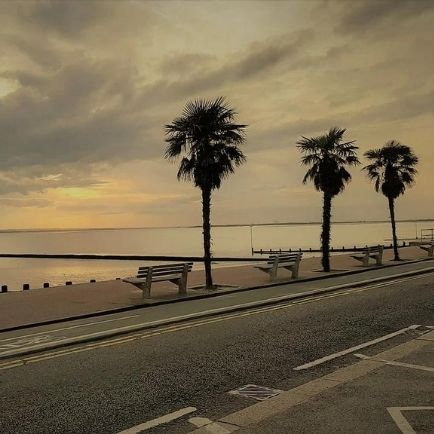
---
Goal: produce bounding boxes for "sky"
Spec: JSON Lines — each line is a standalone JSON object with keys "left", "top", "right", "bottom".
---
{"left": 0, "top": 0, "right": 433, "bottom": 229}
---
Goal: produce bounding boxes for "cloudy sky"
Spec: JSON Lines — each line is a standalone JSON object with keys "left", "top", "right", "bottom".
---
{"left": 0, "top": 0, "right": 433, "bottom": 229}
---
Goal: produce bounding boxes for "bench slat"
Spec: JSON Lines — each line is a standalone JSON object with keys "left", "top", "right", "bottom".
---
{"left": 137, "top": 263, "right": 193, "bottom": 277}
{"left": 127, "top": 274, "right": 183, "bottom": 283}
{"left": 138, "top": 263, "right": 193, "bottom": 271}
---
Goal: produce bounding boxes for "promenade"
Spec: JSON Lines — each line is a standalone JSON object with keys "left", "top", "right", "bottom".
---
{"left": 0, "top": 246, "right": 431, "bottom": 330}
{"left": 1, "top": 259, "right": 432, "bottom": 434}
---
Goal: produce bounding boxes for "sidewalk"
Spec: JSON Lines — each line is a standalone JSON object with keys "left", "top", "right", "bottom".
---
{"left": 191, "top": 329, "right": 434, "bottom": 433}
{"left": 0, "top": 247, "right": 431, "bottom": 330}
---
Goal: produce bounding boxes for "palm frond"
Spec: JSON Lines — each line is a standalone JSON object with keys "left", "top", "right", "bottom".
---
{"left": 362, "top": 140, "right": 418, "bottom": 199}
{"left": 297, "top": 127, "right": 359, "bottom": 195}
{"left": 164, "top": 97, "right": 247, "bottom": 191}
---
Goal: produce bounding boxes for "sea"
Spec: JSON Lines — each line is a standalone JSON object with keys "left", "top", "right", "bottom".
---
{"left": 0, "top": 220, "right": 432, "bottom": 291}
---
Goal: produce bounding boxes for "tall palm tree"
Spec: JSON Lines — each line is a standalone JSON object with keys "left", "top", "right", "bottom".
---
{"left": 164, "top": 97, "right": 247, "bottom": 289}
{"left": 363, "top": 141, "right": 418, "bottom": 261}
{"left": 297, "top": 127, "right": 359, "bottom": 272}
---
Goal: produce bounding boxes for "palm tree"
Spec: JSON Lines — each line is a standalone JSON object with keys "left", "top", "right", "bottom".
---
{"left": 297, "top": 127, "right": 360, "bottom": 272}
{"left": 363, "top": 141, "right": 418, "bottom": 261}
{"left": 164, "top": 97, "right": 247, "bottom": 289}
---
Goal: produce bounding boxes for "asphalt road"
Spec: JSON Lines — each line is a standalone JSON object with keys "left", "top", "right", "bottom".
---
{"left": 0, "top": 273, "right": 433, "bottom": 434}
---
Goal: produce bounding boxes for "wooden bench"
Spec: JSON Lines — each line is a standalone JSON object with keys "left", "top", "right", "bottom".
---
{"left": 351, "top": 245, "right": 384, "bottom": 266}
{"left": 123, "top": 262, "right": 193, "bottom": 298}
{"left": 254, "top": 253, "right": 302, "bottom": 281}
{"left": 418, "top": 242, "right": 434, "bottom": 257}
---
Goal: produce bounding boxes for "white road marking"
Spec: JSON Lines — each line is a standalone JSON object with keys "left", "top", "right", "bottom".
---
{"left": 0, "top": 315, "right": 139, "bottom": 343}
{"left": 197, "top": 422, "right": 238, "bottom": 433}
{"left": 293, "top": 325, "right": 421, "bottom": 370}
{"left": 387, "top": 407, "right": 434, "bottom": 434}
{"left": 354, "top": 353, "right": 434, "bottom": 372}
{"left": 117, "top": 406, "right": 197, "bottom": 433}
{"left": 0, "top": 335, "right": 65, "bottom": 350}
{"left": 189, "top": 417, "right": 214, "bottom": 427}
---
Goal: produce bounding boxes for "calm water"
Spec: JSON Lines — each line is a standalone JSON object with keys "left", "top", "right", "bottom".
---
{"left": 0, "top": 221, "right": 432, "bottom": 291}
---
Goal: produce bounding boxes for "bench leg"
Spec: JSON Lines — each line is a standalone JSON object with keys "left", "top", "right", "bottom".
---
{"left": 292, "top": 258, "right": 301, "bottom": 279}
{"left": 142, "top": 273, "right": 152, "bottom": 298}
{"left": 362, "top": 255, "right": 369, "bottom": 267}
{"left": 269, "top": 258, "right": 279, "bottom": 281}
{"left": 178, "top": 264, "right": 189, "bottom": 295}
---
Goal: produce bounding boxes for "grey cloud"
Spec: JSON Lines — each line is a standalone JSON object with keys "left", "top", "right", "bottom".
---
{"left": 357, "top": 89, "right": 434, "bottom": 123}
{"left": 336, "top": 0, "right": 434, "bottom": 33}
{"left": 0, "top": 198, "right": 51, "bottom": 208}
{"left": 159, "top": 53, "right": 215, "bottom": 77}
{"left": 222, "top": 30, "right": 313, "bottom": 80}
{"left": 15, "top": 0, "right": 109, "bottom": 37}
{"left": 138, "top": 30, "right": 313, "bottom": 106}
{"left": 0, "top": 54, "right": 163, "bottom": 173}
{"left": 5, "top": 35, "right": 61, "bottom": 69}
{"left": 250, "top": 88, "right": 434, "bottom": 154}
{"left": 0, "top": 166, "right": 105, "bottom": 195}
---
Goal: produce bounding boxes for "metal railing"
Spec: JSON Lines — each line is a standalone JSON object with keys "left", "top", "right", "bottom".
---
{"left": 421, "top": 228, "right": 434, "bottom": 241}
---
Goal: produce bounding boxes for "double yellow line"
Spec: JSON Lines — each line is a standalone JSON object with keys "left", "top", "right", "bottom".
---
{"left": 0, "top": 272, "right": 431, "bottom": 372}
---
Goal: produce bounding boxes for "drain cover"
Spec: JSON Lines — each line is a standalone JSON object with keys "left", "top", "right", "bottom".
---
{"left": 228, "top": 384, "right": 283, "bottom": 401}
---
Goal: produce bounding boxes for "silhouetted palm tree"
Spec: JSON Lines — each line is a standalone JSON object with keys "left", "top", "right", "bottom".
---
{"left": 363, "top": 141, "right": 418, "bottom": 261}
{"left": 297, "top": 127, "right": 359, "bottom": 272}
{"left": 164, "top": 97, "right": 246, "bottom": 289}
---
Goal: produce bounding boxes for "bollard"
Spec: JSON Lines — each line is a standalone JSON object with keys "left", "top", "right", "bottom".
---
{"left": 23, "top": 283, "right": 30, "bottom": 290}
{"left": 90, "top": 279, "right": 96, "bottom": 283}
{"left": 43, "top": 282, "right": 49, "bottom": 288}
{"left": 65, "top": 281, "right": 72, "bottom": 285}
{"left": 1, "top": 285, "right": 7, "bottom": 293}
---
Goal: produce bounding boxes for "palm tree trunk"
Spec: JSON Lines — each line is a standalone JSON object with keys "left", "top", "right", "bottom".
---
{"left": 201, "top": 186, "right": 214, "bottom": 289}
{"left": 321, "top": 192, "right": 332, "bottom": 272}
{"left": 388, "top": 196, "right": 400, "bottom": 261}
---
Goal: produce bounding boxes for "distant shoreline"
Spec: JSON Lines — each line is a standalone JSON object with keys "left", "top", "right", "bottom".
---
{"left": 0, "top": 219, "right": 433, "bottom": 234}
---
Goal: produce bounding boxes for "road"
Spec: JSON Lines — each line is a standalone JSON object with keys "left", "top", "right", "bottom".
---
{"left": 0, "top": 271, "right": 433, "bottom": 433}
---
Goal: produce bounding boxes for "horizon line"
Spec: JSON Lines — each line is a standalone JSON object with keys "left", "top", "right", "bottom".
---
{"left": 0, "top": 218, "right": 433, "bottom": 234}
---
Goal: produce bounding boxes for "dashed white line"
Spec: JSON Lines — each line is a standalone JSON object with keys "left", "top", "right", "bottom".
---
{"left": 117, "top": 406, "right": 197, "bottom": 433}
{"left": 293, "top": 325, "right": 421, "bottom": 370}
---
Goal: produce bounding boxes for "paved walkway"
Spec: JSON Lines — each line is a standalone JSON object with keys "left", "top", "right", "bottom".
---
{"left": 0, "top": 247, "right": 431, "bottom": 330}
{"left": 190, "top": 329, "right": 434, "bottom": 434}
